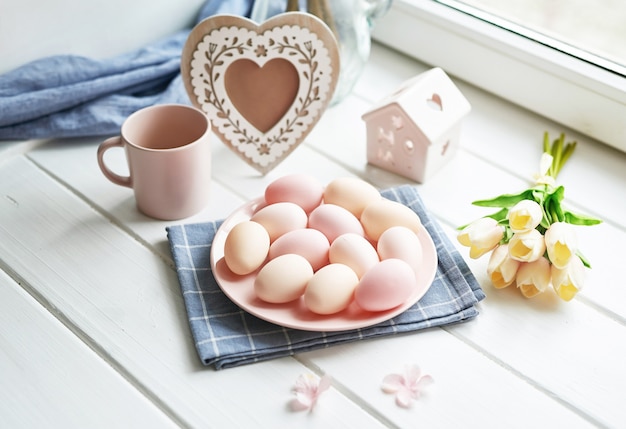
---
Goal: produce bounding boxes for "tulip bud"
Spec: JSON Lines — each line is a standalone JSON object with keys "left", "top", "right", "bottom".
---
{"left": 516, "top": 257, "right": 551, "bottom": 298}
{"left": 507, "top": 199, "right": 543, "bottom": 233}
{"left": 545, "top": 222, "right": 578, "bottom": 270}
{"left": 487, "top": 244, "right": 521, "bottom": 288}
{"left": 551, "top": 256, "right": 585, "bottom": 301}
{"left": 457, "top": 218, "right": 504, "bottom": 259}
{"left": 508, "top": 229, "right": 546, "bottom": 262}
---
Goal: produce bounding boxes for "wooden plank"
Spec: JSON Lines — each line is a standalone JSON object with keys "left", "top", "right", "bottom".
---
{"left": 0, "top": 269, "right": 177, "bottom": 428}
{"left": 20, "top": 40, "right": 626, "bottom": 427}
{"left": 26, "top": 128, "right": 615, "bottom": 426}
{"left": 0, "top": 156, "right": 388, "bottom": 428}
{"left": 299, "top": 328, "right": 595, "bottom": 429}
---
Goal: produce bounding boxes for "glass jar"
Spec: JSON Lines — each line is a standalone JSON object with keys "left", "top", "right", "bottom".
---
{"left": 250, "top": 0, "right": 392, "bottom": 104}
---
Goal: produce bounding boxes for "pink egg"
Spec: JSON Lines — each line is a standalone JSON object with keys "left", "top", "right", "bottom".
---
{"left": 354, "top": 259, "right": 417, "bottom": 312}
{"left": 264, "top": 174, "right": 324, "bottom": 214}
{"left": 268, "top": 228, "right": 330, "bottom": 271}
{"left": 323, "top": 177, "right": 381, "bottom": 218}
{"left": 304, "top": 263, "right": 359, "bottom": 315}
{"left": 223, "top": 221, "right": 270, "bottom": 275}
{"left": 329, "top": 233, "right": 379, "bottom": 279}
{"left": 361, "top": 198, "right": 423, "bottom": 242}
{"left": 308, "top": 204, "right": 364, "bottom": 243}
{"left": 377, "top": 226, "right": 423, "bottom": 275}
{"left": 254, "top": 254, "right": 313, "bottom": 304}
{"left": 250, "top": 202, "right": 308, "bottom": 242}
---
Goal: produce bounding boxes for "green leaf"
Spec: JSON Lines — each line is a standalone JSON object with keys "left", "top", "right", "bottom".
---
{"left": 472, "top": 189, "right": 534, "bottom": 208}
{"left": 543, "top": 131, "right": 550, "bottom": 154}
{"left": 564, "top": 211, "right": 603, "bottom": 226}
{"left": 577, "top": 250, "right": 592, "bottom": 269}
{"left": 544, "top": 186, "right": 565, "bottom": 223}
{"left": 550, "top": 134, "right": 565, "bottom": 177}
{"left": 456, "top": 208, "right": 509, "bottom": 230}
{"left": 485, "top": 208, "right": 510, "bottom": 222}
{"left": 501, "top": 226, "right": 514, "bottom": 244}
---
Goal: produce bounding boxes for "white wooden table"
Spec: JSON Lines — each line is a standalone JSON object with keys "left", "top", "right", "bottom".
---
{"left": 1, "top": 42, "right": 624, "bottom": 428}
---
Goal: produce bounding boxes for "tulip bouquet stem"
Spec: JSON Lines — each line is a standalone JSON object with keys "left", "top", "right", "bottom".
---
{"left": 458, "top": 132, "right": 602, "bottom": 301}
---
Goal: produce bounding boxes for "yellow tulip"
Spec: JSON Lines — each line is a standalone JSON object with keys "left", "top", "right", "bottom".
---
{"left": 508, "top": 229, "right": 546, "bottom": 262}
{"left": 507, "top": 199, "right": 543, "bottom": 233}
{"left": 516, "top": 257, "right": 551, "bottom": 298}
{"left": 487, "top": 244, "right": 520, "bottom": 288}
{"left": 551, "top": 256, "right": 584, "bottom": 301}
{"left": 457, "top": 218, "right": 504, "bottom": 259}
{"left": 545, "top": 222, "right": 578, "bottom": 270}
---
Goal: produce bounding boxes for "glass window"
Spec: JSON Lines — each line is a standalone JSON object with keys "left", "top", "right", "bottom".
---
{"left": 440, "top": 0, "right": 626, "bottom": 75}
{"left": 372, "top": 0, "right": 626, "bottom": 153}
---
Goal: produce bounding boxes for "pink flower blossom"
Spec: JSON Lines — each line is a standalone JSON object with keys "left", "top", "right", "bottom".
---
{"left": 381, "top": 365, "right": 433, "bottom": 408}
{"left": 290, "top": 374, "right": 332, "bottom": 412}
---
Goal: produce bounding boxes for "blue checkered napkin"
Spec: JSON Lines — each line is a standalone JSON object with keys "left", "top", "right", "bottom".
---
{"left": 166, "top": 185, "right": 484, "bottom": 370}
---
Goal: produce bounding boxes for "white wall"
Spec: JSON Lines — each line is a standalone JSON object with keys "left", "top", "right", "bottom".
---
{"left": 0, "top": 0, "right": 205, "bottom": 73}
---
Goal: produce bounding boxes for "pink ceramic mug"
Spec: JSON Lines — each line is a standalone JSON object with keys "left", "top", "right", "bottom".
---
{"left": 97, "top": 104, "right": 211, "bottom": 220}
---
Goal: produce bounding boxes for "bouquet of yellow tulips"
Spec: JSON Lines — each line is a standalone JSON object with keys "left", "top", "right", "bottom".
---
{"left": 457, "top": 132, "right": 601, "bottom": 301}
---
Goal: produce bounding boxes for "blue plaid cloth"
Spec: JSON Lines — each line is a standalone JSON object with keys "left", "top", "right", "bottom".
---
{"left": 166, "top": 185, "right": 484, "bottom": 369}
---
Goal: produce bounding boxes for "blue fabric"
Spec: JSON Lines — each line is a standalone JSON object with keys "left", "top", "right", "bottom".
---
{"left": 0, "top": 0, "right": 253, "bottom": 140}
{"left": 166, "top": 185, "right": 485, "bottom": 370}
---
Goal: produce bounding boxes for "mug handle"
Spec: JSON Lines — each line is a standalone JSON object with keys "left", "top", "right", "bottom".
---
{"left": 97, "top": 136, "right": 132, "bottom": 188}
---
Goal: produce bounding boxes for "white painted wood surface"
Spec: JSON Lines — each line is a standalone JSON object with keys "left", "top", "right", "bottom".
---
{"left": 1, "top": 42, "right": 624, "bottom": 428}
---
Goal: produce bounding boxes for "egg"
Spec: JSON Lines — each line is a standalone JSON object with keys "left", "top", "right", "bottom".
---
{"left": 360, "top": 198, "right": 423, "bottom": 242}
{"left": 268, "top": 228, "right": 330, "bottom": 271}
{"left": 329, "top": 233, "right": 379, "bottom": 279}
{"left": 254, "top": 254, "right": 313, "bottom": 303}
{"left": 304, "top": 263, "right": 359, "bottom": 315}
{"left": 223, "top": 221, "right": 270, "bottom": 275}
{"left": 354, "top": 259, "right": 417, "bottom": 312}
{"left": 377, "top": 226, "right": 423, "bottom": 275}
{"left": 323, "top": 177, "right": 381, "bottom": 218}
{"left": 250, "top": 202, "right": 308, "bottom": 242}
{"left": 308, "top": 203, "right": 364, "bottom": 243}
{"left": 264, "top": 174, "right": 324, "bottom": 213}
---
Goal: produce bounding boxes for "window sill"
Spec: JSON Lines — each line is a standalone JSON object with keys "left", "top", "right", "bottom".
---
{"left": 371, "top": 0, "right": 626, "bottom": 153}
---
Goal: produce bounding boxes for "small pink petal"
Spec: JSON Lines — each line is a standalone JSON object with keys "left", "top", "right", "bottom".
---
{"left": 405, "top": 364, "right": 422, "bottom": 385}
{"left": 382, "top": 365, "right": 433, "bottom": 408}
{"left": 395, "top": 387, "right": 415, "bottom": 408}
{"left": 290, "top": 397, "right": 312, "bottom": 411}
{"left": 317, "top": 374, "right": 332, "bottom": 394}
{"left": 381, "top": 374, "right": 404, "bottom": 393}
{"left": 415, "top": 374, "right": 434, "bottom": 393}
{"left": 290, "top": 374, "right": 332, "bottom": 412}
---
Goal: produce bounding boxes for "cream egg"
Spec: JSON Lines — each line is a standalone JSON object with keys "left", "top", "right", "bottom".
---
{"left": 268, "top": 228, "right": 330, "bottom": 271}
{"left": 377, "top": 226, "right": 423, "bottom": 275}
{"left": 323, "top": 177, "right": 381, "bottom": 218}
{"left": 360, "top": 198, "right": 423, "bottom": 242}
{"left": 354, "top": 259, "right": 417, "bottom": 312}
{"left": 264, "top": 174, "right": 324, "bottom": 214}
{"left": 304, "top": 263, "right": 359, "bottom": 315}
{"left": 308, "top": 203, "right": 364, "bottom": 243}
{"left": 223, "top": 220, "right": 270, "bottom": 275}
{"left": 250, "top": 202, "right": 308, "bottom": 242}
{"left": 329, "top": 233, "right": 379, "bottom": 279}
{"left": 254, "top": 254, "right": 313, "bottom": 304}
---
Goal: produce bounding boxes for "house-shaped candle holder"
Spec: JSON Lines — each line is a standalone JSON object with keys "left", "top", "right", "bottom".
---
{"left": 362, "top": 67, "right": 471, "bottom": 183}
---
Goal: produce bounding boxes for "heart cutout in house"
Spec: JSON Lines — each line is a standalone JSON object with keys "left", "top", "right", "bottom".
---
{"left": 181, "top": 13, "right": 340, "bottom": 174}
{"left": 427, "top": 93, "right": 443, "bottom": 111}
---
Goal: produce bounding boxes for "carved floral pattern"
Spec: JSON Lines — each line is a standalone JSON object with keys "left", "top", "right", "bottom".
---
{"left": 187, "top": 21, "right": 336, "bottom": 173}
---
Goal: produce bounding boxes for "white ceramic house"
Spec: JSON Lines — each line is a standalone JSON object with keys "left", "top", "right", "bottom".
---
{"left": 362, "top": 67, "right": 471, "bottom": 183}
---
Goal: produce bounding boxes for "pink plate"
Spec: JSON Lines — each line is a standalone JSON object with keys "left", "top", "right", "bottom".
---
{"left": 210, "top": 198, "right": 438, "bottom": 332}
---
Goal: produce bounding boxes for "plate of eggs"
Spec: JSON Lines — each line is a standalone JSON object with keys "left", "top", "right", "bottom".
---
{"left": 210, "top": 174, "right": 438, "bottom": 332}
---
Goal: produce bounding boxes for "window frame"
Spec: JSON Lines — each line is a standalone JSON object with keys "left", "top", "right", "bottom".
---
{"left": 371, "top": 0, "right": 626, "bottom": 153}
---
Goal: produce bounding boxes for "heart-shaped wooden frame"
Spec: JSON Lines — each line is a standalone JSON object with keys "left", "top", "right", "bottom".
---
{"left": 181, "top": 12, "right": 340, "bottom": 174}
